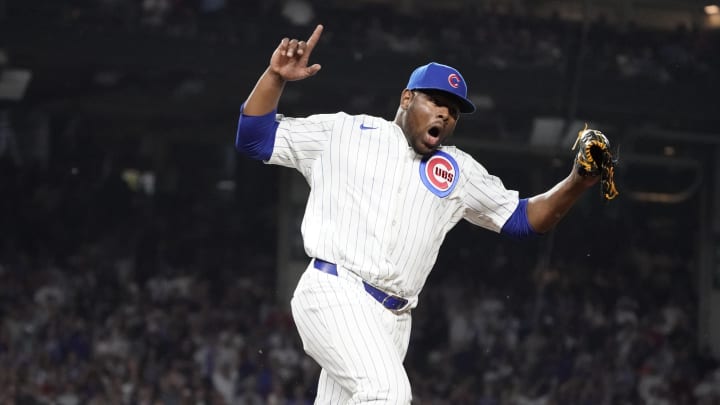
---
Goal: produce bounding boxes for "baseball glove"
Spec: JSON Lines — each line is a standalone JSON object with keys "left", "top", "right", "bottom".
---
{"left": 571, "top": 124, "right": 619, "bottom": 201}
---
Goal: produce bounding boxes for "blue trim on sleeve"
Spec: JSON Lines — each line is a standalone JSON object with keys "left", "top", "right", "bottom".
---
{"left": 500, "top": 198, "right": 539, "bottom": 239}
{"left": 235, "top": 103, "right": 279, "bottom": 161}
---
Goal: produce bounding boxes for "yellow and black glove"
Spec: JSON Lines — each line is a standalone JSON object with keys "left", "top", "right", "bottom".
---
{"left": 572, "top": 124, "right": 619, "bottom": 201}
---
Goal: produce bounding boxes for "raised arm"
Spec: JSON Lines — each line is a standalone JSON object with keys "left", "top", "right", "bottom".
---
{"left": 243, "top": 24, "right": 324, "bottom": 116}
{"left": 236, "top": 25, "right": 324, "bottom": 160}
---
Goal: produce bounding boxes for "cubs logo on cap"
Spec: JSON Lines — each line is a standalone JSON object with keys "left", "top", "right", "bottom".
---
{"left": 419, "top": 150, "right": 459, "bottom": 198}
{"left": 406, "top": 62, "right": 476, "bottom": 113}
{"left": 448, "top": 73, "right": 461, "bottom": 88}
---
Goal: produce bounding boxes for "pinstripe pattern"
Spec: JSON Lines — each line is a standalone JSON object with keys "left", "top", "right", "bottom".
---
{"left": 291, "top": 263, "right": 412, "bottom": 404}
{"left": 269, "top": 112, "right": 519, "bottom": 303}
{"left": 268, "top": 112, "right": 519, "bottom": 403}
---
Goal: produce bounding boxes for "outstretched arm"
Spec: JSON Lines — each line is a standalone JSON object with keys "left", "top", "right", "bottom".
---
{"left": 526, "top": 125, "right": 618, "bottom": 233}
{"left": 243, "top": 24, "right": 324, "bottom": 116}
{"left": 526, "top": 168, "right": 598, "bottom": 233}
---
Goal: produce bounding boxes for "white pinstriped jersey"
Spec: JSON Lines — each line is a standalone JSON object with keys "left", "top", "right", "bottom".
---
{"left": 268, "top": 112, "right": 519, "bottom": 306}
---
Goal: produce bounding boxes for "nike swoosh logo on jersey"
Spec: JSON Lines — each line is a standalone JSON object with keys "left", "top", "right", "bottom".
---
{"left": 359, "top": 123, "right": 378, "bottom": 130}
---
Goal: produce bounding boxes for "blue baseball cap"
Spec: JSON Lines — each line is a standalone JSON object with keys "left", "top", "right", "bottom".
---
{"left": 406, "top": 62, "right": 476, "bottom": 113}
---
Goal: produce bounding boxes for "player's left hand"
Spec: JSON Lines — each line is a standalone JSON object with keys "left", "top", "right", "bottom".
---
{"left": 571, "top": 124, "right": 619, "bottom": 200}
{"left": 270, "top": 24, "right": 324, "bottom": 82}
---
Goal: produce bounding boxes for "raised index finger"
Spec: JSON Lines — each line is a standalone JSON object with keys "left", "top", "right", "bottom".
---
{"left": 305, "top": 24, "right": 324, "bottom": 54}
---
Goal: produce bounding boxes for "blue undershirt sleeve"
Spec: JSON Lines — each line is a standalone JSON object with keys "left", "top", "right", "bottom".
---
{"left": 235, "top": 103, "right": 279, "bottom": 161}
{"left": 500, "top": 198, "right": 540, "bottom": 239}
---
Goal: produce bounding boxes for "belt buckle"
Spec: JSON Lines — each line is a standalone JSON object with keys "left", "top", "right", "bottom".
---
{"left": 382, "top": 294, "right": 408, "bottom": 312}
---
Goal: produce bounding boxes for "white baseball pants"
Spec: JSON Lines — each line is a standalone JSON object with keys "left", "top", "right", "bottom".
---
{"left": 291, "top": 260, "right": 413, "bottom": 404}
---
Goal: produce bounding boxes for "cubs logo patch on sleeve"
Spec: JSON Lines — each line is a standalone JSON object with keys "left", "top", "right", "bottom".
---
{"left": 419, "top": 150, "right": 459, "bottom": 198}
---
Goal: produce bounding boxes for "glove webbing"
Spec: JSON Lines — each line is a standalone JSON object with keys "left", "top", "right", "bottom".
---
{"left": 572, "top": 124, "right": 619, "bottom": 201}
{"left": 601, "top": 157, "right": 619, "bottom": 201}
{"left": 577, "top": 138, "right": 608, "bottom": 175}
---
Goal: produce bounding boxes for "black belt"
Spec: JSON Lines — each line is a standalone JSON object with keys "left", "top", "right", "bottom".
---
{"left": 313, "top": 259, "right": 409, "bottom": 311}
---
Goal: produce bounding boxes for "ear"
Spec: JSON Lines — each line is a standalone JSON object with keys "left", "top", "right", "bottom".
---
{"left": 399, "top": 89, "right": 414, "bottom": 110}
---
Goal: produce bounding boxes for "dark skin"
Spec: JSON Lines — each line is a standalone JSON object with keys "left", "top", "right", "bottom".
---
{"left": 242, "top": 24, "right": 599, "bottom": 233}
{"left": 394, "top": 89, "right": 461, "bottom": 157}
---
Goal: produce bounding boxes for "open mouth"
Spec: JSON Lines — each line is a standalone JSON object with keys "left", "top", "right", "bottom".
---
{"left": 428, "top": 126, "right": 441, "bottom": 137}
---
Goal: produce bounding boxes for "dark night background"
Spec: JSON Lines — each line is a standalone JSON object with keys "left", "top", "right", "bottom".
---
{"left": 1, "top": 0, "right": 719, "bottom": 404}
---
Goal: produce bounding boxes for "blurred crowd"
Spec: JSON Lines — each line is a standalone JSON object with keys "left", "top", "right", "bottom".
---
{"left": 408, "top": 222, "right": 720, "bottom": 404}
{"left": 0, "top": 150, "right": 320, "bottom": 404}
{"left": 1, "top": 115, "right": 719, "bottom": 405}
{"left": 19, "top": 0, "right": 718, "bottom": 84}
{"left": 2, "top": 1, "right": 720, "bottom": 404}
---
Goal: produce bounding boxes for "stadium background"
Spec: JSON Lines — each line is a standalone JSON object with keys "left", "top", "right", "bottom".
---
{"left": 1, "top": 0, "right": 720, "bottom": 403}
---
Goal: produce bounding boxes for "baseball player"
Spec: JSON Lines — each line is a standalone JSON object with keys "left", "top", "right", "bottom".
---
{"left": 235, "top": 24, "right": 604, "bottom": 404}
